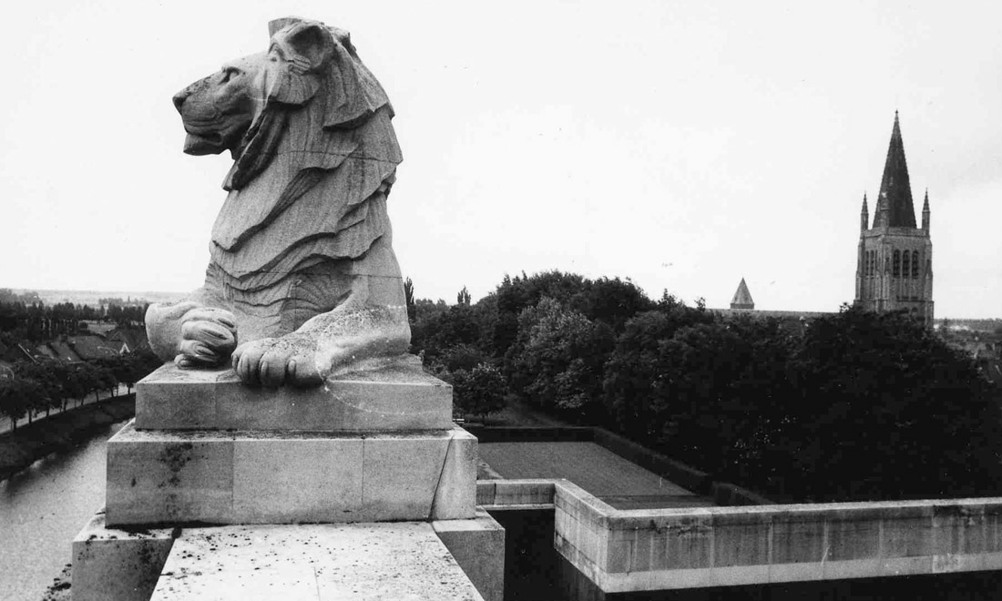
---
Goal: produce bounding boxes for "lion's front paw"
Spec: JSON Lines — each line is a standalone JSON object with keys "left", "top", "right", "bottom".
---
{"left": 232, "top": 335, "right": 321, "bottom": 388}
{"left": 174, "top": 308, "right": 238, "bottom": 368}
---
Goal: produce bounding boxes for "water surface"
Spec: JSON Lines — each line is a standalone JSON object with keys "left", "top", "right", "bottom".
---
{"left": 0, "top": 422, "right": 125, "bottom": 601}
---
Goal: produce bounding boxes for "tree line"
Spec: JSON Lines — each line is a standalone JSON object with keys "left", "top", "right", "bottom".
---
{"left": 408, "top": 270, "right": 1002, "bottom": 503}
{"left": 0, "top": 294, "right": 147, "bottom": 342}
{"left": 0, "top": 351, "right": 162, "bottom": 431}
{"left": 0, "top": 290, "right": 158, "bottom": 431}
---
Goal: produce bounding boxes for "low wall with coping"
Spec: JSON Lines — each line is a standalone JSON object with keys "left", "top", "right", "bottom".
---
{"left": 477, "top": 479, "right": 556, "bottom": 510}
{"left": 552, "top": 479, "right": 1002, "bottom": 593}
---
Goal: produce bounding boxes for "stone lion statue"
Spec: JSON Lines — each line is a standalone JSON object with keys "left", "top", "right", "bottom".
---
{"left": 146, "top": 17, "right": 410, "bottom": 387}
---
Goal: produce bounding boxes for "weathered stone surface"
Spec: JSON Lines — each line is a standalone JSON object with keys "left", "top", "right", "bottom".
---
{"left": 105, "top": 422, "right": 477, "bottom": 527}
{"left": 146, "top": 17, "right": 412, "bottom": 388}
{"left": 431, "top": 428, "right": 479, "bottom": 519}
{"left": 72, "top": 511, "right": 176, "bottom": 601}
{"left": 476, "top": 478, "right": 557, "bottom": 509}
{"left": 552, "top": 481, "right": 1002, "bottom": 593}
{"left": 106, "top": 426, "right": 235, "bottom": 525}
{"left": 231, "top": 437, "right": 363, "bottom": 523}
{"left": 433, "top": 509, "right": 506, "bottom": 601}
{"left": 135, "top": 358, "right": 452, "bottom": 432}
{"left": 150, "top": 523, "right": 484, "bottom": 601}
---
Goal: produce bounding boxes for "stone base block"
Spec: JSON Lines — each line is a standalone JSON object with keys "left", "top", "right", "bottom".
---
{"left": 71, "top": 511, "right": 176, "bottom": 601}
{"left": 135, "top": 355, "right": 452, "bottom": 432}
{"left": 151, "top": 523, "right": 485, "bottom": 600}
{"left": 106, "top": 422, "right": 477, "bottom": 527}
{"left": 434, "top": 509, "right": 506, "bottom": 601}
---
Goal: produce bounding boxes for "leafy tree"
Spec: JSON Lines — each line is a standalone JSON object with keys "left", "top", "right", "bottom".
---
{"left": 508, "top": 298, "right": 614, "bottom": 418}
{"left": 412, "top": 303, "right": 489, "bottom": 365}
{"left": 435, "top": 344, "right": 490, "bottom": 374}
{"left": 456, "top": 286, "right": 471, "bottom": 306}
{"left": 603, "top": 300, "right": 719, "bottom": 442}
{"left": 13, "top": 360, "right": 62, "bottom": 416}
{"left": 0, "top": 376, "right": 37, "bottom": 430}
{"left": 569, "top": 277, "right": 655, "bottom": 332}
{"left": 781, "top": 307, "right": 1002, "bottom": 501}
{"left": 453, "top": 363, "right": 507, "bottom": 420}
{"left": 493, "top": 271, "right": 590, "bottom": 356}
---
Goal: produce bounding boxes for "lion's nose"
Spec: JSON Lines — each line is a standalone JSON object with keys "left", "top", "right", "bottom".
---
{"left": 172, "top": 89, "right": 189, "bottom": 113}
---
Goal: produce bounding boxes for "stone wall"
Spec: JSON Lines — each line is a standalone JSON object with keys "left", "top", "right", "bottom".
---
{"left": 554, "top": 480, "right": 1002, "bottom": 593}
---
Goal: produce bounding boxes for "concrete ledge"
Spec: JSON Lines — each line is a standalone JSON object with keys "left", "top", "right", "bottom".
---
{"left": 106, "top": 422, "right": 476, "bottom": 526}
{"left": 71, "top": 511, "right": 176, "bottom": 601}
{"left": 151, "top": 523, "right": 484, "bottom": 600}
{"left": 434, "top": 508, "right": 506, "bottom": 601}
{"left": 135, "top": 357, "right": 452, "bottom": 432}
{"left": 476, "top": 479, "right": 556, "bottom": 510}
{"left": 552, "top": 479, "right": 1002, "bottom": 592}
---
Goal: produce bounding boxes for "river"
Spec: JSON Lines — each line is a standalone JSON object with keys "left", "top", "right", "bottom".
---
{"left": 0, "top": 421, "right": 126, "bottom": 601}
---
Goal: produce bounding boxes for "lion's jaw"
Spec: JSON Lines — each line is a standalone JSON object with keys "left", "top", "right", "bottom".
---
{"left": 174, "top": 52, "right": 268, "bottom": 157}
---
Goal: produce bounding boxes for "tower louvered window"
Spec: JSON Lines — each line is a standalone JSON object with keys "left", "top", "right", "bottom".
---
{"left": 902, "top": 251, "right": 910, "bottom": 279}
{"left": 893, "top": 250, "right": 900, "bottom": 276}
{"left": 911, "top": 251, "right": 920, "bottom": 277}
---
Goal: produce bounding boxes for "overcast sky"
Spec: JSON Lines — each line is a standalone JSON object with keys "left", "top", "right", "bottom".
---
{"left": 1, "top": 1, "right": 1000, "bottom": 317}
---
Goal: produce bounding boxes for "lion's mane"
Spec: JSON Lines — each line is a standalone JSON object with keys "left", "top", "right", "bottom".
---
{"left": 207, "top": 18, "right": 403, "bottom": 306}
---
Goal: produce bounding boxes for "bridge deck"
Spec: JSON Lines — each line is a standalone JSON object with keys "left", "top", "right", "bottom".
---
{"left": 150, "top": 523, "right": 483, "bottom": 601}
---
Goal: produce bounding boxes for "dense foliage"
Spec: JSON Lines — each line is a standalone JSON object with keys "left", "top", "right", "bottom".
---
{"left": 0, "top": 290, "right": 146, "bottom": 342}
{"left": 0, "top": 351, "right": 161, "bottom": 431}
{"left": 408, "top": 272, "right": 1002, "bottom": 502}
{"left": 0, "top": 290, "right": 161, "bottom": 431}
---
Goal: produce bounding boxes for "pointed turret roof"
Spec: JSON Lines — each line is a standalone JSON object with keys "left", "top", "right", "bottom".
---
{"left": 730, "top": 278, "right": 754, "bottom": 310}
{"left": 872, "top": 111, "right": 917, "bottom": 228}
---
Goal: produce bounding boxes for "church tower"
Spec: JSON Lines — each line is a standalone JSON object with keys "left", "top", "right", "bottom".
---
{"left": 854, "top": 112, "right": 934, "bottom": 322}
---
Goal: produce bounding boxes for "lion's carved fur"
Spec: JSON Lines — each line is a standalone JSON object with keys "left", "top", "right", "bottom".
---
{"left": 146, "top": 18, "right": 410, "bottom": 387}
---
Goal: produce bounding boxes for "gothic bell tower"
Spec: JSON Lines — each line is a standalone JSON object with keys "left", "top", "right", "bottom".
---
{"left": 854, "top": 112, "right": 934, "bottom": 323}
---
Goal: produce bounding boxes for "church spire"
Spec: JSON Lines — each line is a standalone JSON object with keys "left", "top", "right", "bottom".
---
{"left": 872, "top": 111, "right": 917, "bottom": 228}
{"left": 922, "top": 188, "right": 930, "bottom": 233}
{"left": 860, "top": 192, "right": 869, "bottom": 231}
{"left": 730, "top": 278, "right": 754, "bottom": 310}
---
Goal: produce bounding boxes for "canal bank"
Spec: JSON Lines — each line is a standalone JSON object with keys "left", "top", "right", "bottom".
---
{"left": 0, "top": 395, "right": 135, "bottom": 481}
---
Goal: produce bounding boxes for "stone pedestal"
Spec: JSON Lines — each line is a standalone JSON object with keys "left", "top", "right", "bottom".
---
{"left": 105, "top": 423, "right": 477, "bottom": 526}
{"left": 72, "top": 360, "right": 503, "bottom": 600}
{"left": 135, "top": 357, "right": 453, "bottom": 432}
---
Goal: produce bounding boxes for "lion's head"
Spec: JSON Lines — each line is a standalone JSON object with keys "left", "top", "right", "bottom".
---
{"left": 173, "top": 17, "right": 393, "bottom": 189}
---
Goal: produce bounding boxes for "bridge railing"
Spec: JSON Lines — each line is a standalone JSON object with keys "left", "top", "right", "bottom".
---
{"left": 551, "top": 479, "right": 1002, "bottom": 593}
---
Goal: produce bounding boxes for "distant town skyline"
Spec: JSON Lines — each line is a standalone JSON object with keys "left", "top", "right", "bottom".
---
{"left": 2, "top": 1, "right": 1001, "bottom": 317}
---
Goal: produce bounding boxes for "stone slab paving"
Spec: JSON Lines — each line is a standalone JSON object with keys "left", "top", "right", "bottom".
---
{"left": 150, "top": 523, "right": 483, "bottom": 601}
{"left": 479, "top": 442, "right": 710, "bottom": 508}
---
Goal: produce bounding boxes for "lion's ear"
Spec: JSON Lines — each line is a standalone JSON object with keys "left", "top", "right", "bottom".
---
{"left": 284, "top": 22, "right": 335, "bottom": 74}
{"left": 269, "top": 19, "right": 391, "bottom": 130}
